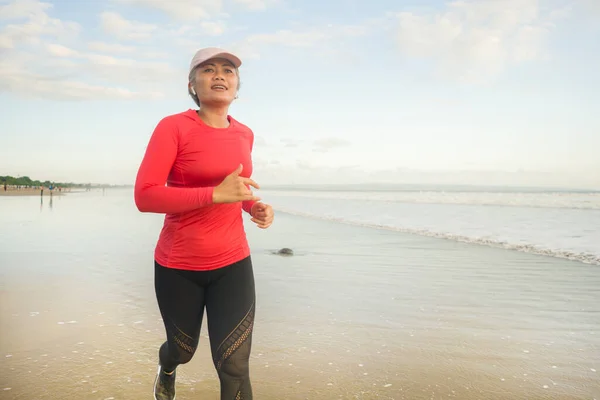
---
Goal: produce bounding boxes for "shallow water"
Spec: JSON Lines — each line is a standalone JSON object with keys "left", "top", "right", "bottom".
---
{"left": 0, "top": 189, "right": 599, "bottom": 399}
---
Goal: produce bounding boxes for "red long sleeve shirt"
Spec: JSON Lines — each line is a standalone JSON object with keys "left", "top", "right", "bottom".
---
{"left": 134, "top": 109, "right": 256, "bottom": 271}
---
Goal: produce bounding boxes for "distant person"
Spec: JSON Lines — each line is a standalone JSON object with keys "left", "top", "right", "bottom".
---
{"left": 134, "top": 47, "right": 274, "bottom": 400}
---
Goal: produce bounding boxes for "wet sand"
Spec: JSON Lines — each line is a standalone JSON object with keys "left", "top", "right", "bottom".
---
{"left": 0, "top": 190, "right": 599, "bottom": 399}
{"left": 0, "top": 188, "right": 64, "bottom": 196}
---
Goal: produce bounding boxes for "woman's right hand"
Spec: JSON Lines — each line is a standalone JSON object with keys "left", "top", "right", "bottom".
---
{"left": 212, "top": 164, "right": 261, "bottom": 204}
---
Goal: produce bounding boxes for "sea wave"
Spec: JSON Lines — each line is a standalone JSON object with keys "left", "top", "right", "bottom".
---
{"left": 276, "top": 208, "right": 600, "bottom": 266}
{"left": 265, "top": 190, "right": 600, "bottom": 210}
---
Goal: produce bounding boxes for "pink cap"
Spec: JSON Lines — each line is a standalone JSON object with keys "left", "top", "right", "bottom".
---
{"left": 189, "top": 47, "right": 242, "bottom": 75}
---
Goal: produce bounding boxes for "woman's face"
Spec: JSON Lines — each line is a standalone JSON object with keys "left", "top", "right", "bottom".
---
{"left": 190, "top": 58, "right": 239, "bottom": 107}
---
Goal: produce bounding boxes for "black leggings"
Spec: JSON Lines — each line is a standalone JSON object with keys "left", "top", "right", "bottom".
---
{"left": 154, "top": 256, "right": 255, "bottom": 399}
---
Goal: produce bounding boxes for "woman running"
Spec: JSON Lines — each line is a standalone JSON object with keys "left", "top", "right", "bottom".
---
{"left": 134, "top": 47, "right": 274, "bottom": 400}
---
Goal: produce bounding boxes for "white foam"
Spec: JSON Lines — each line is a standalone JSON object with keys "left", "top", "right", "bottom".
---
{"left": 276, "top": 208, "right": 600, "bottom": 266}
{"left": 266, "top": 187, "right": 600, "bottom": 266}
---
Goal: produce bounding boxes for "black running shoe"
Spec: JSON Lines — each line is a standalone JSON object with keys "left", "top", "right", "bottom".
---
{"left": 153, "top": 365, "right": 176, "bottom": 400}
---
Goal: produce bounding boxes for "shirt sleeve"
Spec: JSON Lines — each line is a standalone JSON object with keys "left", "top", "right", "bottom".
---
{"left": 242, "top": 187, "right": 257, "bottom": 215}
{"left": 241, "top": 130, "right": 256, "bottom": 215}
{"left": 134, "top": 117, "right": 214, "bottom": 214}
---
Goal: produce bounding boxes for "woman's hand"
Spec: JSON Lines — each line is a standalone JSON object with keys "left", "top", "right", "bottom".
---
{"left": 250, "top": 202, "right": 274, "bottom": 229}
{"left": 213, "top": 164, "right": 261, "bottom": 204}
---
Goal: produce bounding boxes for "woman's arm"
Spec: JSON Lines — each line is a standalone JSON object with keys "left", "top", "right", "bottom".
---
{"left": 134, "top": 117, "right": 214, "bottom": 214}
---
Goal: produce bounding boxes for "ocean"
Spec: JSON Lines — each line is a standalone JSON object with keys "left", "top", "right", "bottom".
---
{"left": 261, "top": 184, "right": 600, "bottom": 266}
{"left": 0, "top": 185, "right": 598, "bottom": 399}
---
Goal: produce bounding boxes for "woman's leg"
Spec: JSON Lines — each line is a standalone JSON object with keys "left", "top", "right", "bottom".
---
{"left": 205, "top": 256, "right": 256, "bottom": 400}
{"left": 154, "top": 261, "right": 206, "bottom": 399}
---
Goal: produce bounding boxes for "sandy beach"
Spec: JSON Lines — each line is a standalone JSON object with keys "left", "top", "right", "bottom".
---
{"left": 1, "top": 188, "right": 598, "bottom": 399}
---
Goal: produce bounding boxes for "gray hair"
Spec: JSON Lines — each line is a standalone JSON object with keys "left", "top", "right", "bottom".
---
{"left": 188, "top": 65, "right": 241, "bottom": 107}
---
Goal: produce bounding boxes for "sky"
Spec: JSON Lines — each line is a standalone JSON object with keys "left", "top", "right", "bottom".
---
{"left": 1, "top": 0, "right": 599, "bottom": 189}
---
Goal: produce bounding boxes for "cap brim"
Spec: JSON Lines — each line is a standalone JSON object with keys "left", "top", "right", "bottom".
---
{"left": 189, "top": 49, "right": 242, "bottom": 75}
{"left": 209, "top": 52, "right": 242, "bottom": 68}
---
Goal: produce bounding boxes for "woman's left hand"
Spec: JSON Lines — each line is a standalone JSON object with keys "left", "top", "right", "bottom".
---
{"left": 250, "top": 202, "right": 274, "bottom": 229}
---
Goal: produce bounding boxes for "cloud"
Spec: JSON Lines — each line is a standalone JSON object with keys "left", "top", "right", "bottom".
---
{"left": 0, "top": 0, "right": 51, "bottom": 20}
{"left": 88, "top": 41, "right": 169, "bottom": 58}
{"left": 100, "top": 11, "right": 156, "bottom": 41}
{"left": 580, "top": 0, "right": 600, "bottom": 16}
{"left": 167, "top": 21, "right": 228, "bottom": 54}
{"left": 94, "top": 12, "right": 227, "bottom": 59}
{"left": 0, "top": 57, "right": 162, "bottom": 100}
{"left": 88, "top": 41, "right": 135, "bottom": 54}
{"left": 47, "top": 43, "right": 76, "bottom": 57}
{"left": 313, "top": 137, "right": 351, "bottom": 153}
{"left": 393, "top": 0, "right": 565, "bottom": 83}
{"left": 228, "top": 23, "right": 369, "bottom": 61}
{"left": 0, "top": 0, "right": 175, "bottom": 100}
{"left": 245, "top": 24, "right": 367, "bottom": 47}
{"left": 111, "top": 0, "right": 223, "bottom": 21}
{"left": 197, "top": 21, "right": 226, "bottom": 35}
{"left": 0, "top": 0, "right": 80, "bottom": 49}
{"left": 280, "top": 138, "right": 299, "bottom": 148}
{"left": 44, "top": 43, "right": 177, "bottom": 84}
{"left": 232, "top": 0, "right": 280, "bottom": 11}
{"left": 110, "top": 0, "right": 281, "bottom": 20}
{"left": 254, "top": 135, "right": 267, "bottom": 146}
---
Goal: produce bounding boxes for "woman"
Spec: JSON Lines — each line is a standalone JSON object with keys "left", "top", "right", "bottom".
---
{"left": 134, "top": 47, "right": 274, "bottom": 400}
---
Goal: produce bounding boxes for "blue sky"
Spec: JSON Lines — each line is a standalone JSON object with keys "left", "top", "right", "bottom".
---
{"left": 1, "top": 0, "right": 599, "bottom": 188}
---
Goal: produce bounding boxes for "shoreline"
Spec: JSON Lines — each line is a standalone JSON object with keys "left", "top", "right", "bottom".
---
{"left": 0, "top": 188, "right": 66, "bottom": 196}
